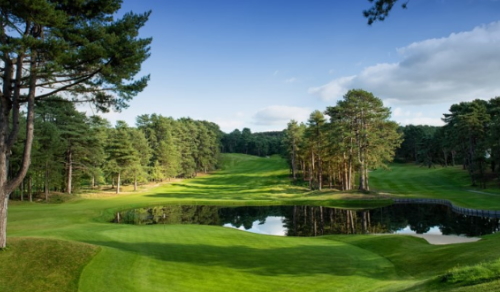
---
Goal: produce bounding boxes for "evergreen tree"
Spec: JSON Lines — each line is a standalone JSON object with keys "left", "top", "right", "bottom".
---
{"left": 106, "top": 121, "right": 138, "bottom": 194}
{"left": 0, "top": 0, "right": 151, "bottom": 248}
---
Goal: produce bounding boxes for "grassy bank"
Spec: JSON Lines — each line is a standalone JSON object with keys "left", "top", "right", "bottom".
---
{"left": 3, "top": 154, "right": 500, "bottom": 291}
{"left": 370, "top": 163, "right": 500, "bottom": 209}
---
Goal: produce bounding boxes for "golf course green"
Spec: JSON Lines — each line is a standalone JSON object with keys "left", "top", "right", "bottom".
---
{"left": 2, "top": 154, "right": 500, "bottom": 292}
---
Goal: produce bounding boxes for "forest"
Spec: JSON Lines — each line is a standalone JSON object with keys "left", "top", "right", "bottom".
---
{"left": 9, "top": 103, "right": 222, "bottom": 199}
{"left": 7, "top": 100, "right": 284, "bottom": 200}
{"left": 396, "top": 98, "right": 500, "bottom": 188}
{"left": 8, "top": 94, "right": 500, "bottom": 201}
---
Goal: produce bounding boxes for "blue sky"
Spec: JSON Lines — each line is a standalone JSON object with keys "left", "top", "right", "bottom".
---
{"left": 97, "top": 0, "right": 500, "bottom": 133}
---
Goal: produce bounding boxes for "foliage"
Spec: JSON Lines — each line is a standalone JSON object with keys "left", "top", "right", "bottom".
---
{"left": 398, "top": 97, "right": 500, "bottom": 188}
{"left": 0, "top": 0, "right": 151, "bottom": 248}
{"left": 363, "top": 0, "right": 408, "bottom": 25}
{"left": 283, "top": 89, "right": 402, "bottom": 192}
{"left": 136, "top": 114, "right": 221, "bottom": 180}
{"left": 221, "top": 128, "right": 284, "bottom": 157}
{"left": 441, "top": 258, "right": 500, "bottom": 286}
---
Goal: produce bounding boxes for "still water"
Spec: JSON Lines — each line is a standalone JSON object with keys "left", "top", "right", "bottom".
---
{"left": 115, "top": 204, "right": 500, "bottom": 237}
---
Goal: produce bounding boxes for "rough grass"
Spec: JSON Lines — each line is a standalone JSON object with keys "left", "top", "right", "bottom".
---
{"left": 4, "top": 154, "right": 500, "bottom": 291}
{"left": 0, "top": 237, "right": 99, "bottom": 292}
{"left": 441, "top": 258, "right": 500, "bottom": 286}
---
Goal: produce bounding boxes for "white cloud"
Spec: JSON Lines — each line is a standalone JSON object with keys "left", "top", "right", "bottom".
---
{"left": 252, "top": 105, "right": 311, "bottom": 126}
{"left": 308, "top": 75, "right": 356, "bottom": 101}
{"left": 309, "top": 21, "right": 500, "bottom": 105}
{"left": 396, "top": 116, "right": 445, "bottom": 127}
{"left": 213, "top": 117, "right": 245, "bottom": 133}
{"left": 390, "top": 107, "right": 446, "bottom": 126}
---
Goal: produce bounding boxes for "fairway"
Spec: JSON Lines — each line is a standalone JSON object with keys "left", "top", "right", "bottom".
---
{"left": 3, "top": 154, "right": 500, "bottom": 292}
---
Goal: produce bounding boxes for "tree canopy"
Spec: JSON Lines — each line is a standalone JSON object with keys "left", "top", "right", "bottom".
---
{"left": 0, "top": 0, "right": 151, "bottom": 248}
{"left": 363, "top": 0, "right": 407, "bottom": 25}
{"left": 282, "top": 89, "right": 402, "bottom": 191}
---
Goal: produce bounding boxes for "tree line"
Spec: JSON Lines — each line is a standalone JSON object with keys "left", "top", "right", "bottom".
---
{"left": 396, "top": 97, "right": 500, "bottom": 188}
{"left": 220, "top": 128, "right": 283, "bottom": 157}
{"left": 282, "top": 89, "right": 402, "bottom": 192}
{"left": 0, "top": 0, "right": 152, "bottom": 248}
{"left": 9, "top": 102, "right": 222, "bottom": 199}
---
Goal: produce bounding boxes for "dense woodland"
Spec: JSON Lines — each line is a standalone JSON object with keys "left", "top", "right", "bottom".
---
{"left": 220, "top": 129, "right": 283, "bottom": 157}
{"left": 9, "top": 103, "right": 223, "bottom": 199}
{"left": 282, "top": 89, "right": 402, "bottom": 192}
{"left": 8, "top": 101, "right": 287, "bottom": 200}
{"left": 396, "top": 97, "right": 500, "bottom": 188}
{"left": 10, "top": 94, "right": 500, "bottom": 200}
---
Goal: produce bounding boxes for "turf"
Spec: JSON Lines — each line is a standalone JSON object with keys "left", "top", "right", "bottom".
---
{"left": 369, "top": 163, "right": 500, "bottom": 209}
{"left": 3, "top": 154, "right": 500, "bottom": 291}
{"left": 0, "top": 237, "right": 99, "bottom": 292}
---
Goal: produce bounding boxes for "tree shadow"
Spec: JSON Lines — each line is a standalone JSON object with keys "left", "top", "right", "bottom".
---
{"left": 145, "top": 173, "right": 307, "bottom": 201}
{"left": 85, "top": 238, "right": 397, "bottom": 280}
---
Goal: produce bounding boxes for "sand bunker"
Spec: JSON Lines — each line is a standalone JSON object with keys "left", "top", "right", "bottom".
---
{"left": 408, "top": 234, "right": 480, "bottom": 245}
{"left": 375, "top": 233, "right": 481, "bottom": 245}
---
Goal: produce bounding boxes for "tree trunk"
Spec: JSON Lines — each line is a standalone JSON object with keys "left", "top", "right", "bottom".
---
{"left": 349, "top": 210, "right": 356, "bottom": 234}
{"left": 0, "top": 194, "right": 8, "bottom": 249}
{"left": 67, "top": 151, "right": 72, "bottom": 194}
{"left": 362, "top": 211, "right": 368, "bottom": 234}
{"left": 319, "top": 206, "right": 324, "bottom": 234}
{"left": 134, "top": 174, "right": 137, "bottom": 191}
{"left": 358, "top": 147, "right": 369, "bottom": 191}
{"left": 291, "top": 144, "right": 297, "bottom": 180}
{"left": 45, "top": 161, "right": 49, "bottom": 201}
{"left": 116, "top": 172, "right": 121, "bottom": 194}
{"left": 28, "top": 176, "right": 32, "bottom": 202}
{"left": 20, "top": 180, "right": 24, "bottom": 201}
{"left": 317, "top": 155, "right": 322, "bottom": 191}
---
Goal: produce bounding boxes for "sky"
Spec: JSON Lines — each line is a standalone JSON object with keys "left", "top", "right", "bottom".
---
{"left": 95, "top": 0, "right": 500, "bottom": 133}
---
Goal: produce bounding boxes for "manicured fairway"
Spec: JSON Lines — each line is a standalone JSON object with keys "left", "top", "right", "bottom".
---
{"left": 370, "top": 163, "right": 500, "bottom": 209}
{"left": 3, "top": 154, "right": 500, "bottom": 291}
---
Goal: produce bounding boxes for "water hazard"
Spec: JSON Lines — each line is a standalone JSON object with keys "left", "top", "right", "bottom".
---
{"left": 114, "top": 204, "right": 500, "bottom": 237}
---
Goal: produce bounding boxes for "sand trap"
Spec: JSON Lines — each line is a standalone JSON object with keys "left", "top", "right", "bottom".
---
{"left": 375, "top": 233, "right": 481, "bottom": 245}
{"left": 408, "top": 234, "right": 480, "bottom": 245}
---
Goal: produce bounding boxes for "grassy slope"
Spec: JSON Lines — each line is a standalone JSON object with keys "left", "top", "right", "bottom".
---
{"left": 370, "top": 163, "right": 500, "bottom": 209}
{"left": 0, "top": 238, "right": 99, "bottom": 292}
{"left": 4, "top": 154, "right": 500, "bottom": 291}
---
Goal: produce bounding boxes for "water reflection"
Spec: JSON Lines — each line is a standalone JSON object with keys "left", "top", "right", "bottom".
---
{"left": 116, "top": 204, "right": 500, "bottom": 237}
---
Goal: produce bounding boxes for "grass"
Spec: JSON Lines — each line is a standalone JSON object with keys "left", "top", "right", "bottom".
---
{"left": 370, "top": 163, "right": 500, "bottom": 209}
{"left": 0, "top": 237, "right": 99, "bottom": 292}
{"left": 3, "top": 154, "right": 500, "bottom": 291}
{"left": 441, "top": 258, "right": 500, "bottom": 285}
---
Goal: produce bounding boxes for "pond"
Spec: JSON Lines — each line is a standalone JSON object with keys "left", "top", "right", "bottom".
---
{"left": 114, "top": 204, "right": 500, "bottom": 237}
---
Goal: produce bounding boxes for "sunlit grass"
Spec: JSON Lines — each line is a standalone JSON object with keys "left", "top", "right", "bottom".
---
{"left": 4, "top": 154, "right": 500, "bottom": 291}
{"left": 370, "top": 163, "right": 500, "bottom": 209}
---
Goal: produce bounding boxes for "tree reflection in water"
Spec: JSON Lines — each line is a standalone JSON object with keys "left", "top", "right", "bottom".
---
{"left": 116, "top": 204, "right": 500, "bottom": 237}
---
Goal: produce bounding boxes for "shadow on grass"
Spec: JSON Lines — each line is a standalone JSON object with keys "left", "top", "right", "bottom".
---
{"left": 85, "top": 239, "right": 396, "bottom": 280}
{"left": 145, "top": 174, "right": 307, "bottom": 200}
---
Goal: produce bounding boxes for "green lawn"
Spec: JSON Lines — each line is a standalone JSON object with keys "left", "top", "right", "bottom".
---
{"left": 3, "top": 154, "right": 500, "bottom": 291}
{"left": 370, "top": 163, "right": 500, "bottom": 209}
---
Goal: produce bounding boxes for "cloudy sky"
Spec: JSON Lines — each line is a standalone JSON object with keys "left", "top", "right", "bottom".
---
{"left": 97, "top": 0, "right": 500, "bottom": 133}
